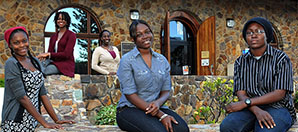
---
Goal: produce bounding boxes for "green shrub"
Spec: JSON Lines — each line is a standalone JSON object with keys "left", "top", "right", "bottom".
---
{"left": 0, "top": 78, "right": 4, "bottom": 87}
{"left": 293, "top": 92, "right": 298, "bottom": 110}
{"left": 95, "top": 104, "right": 117, "bottom": 125}
{"left": 294, "top": 92, "right": 298, "bottom": 104}
{"left": 193, "top": 77, "right": 237, "bottom": 124}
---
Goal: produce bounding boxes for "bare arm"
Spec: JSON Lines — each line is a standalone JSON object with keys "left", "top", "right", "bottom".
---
{"left": 227, "top": 90, "right": 286, "bottom": 113}
{"left": 18, "top": 95, "right": 62, "bottom": 129}
{"left": 125, "top": 93, "right": 149, "bottom": 111}
{"left": 125, "top": 90, "right": 170, "bottom": 118}
{"left": 41, "top": 95, "right": 59, "bottom": 122}
{"left": 226, "top": 90, "right": 285, "bottom": 129}
{"left": 145, "top": 91, "right": 170, "bottom": 115}
{"left": 41, "top": 95, "right": 75, "bottom": 124}
{"left": 237, "top": 90, "right": 286, "bottom": 106}
{"left": 155, "top": 91, "right": 170, "bottom": 107}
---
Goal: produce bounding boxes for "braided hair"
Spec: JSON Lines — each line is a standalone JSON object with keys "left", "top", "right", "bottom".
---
{"left": 9, "top": 29, "right": 45, "bottom": 77}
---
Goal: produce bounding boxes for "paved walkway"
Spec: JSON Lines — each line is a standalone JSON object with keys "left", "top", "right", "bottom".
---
{"left": 35, "top": 121, "right": 298, "bottom": 132}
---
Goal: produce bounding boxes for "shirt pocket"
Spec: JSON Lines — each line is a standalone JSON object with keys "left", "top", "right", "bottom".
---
{"left": 134, "top": 70, "right": 150, "bottom": 85}
{"left": 157, "top": 70, "right": 165, "bottom": 78}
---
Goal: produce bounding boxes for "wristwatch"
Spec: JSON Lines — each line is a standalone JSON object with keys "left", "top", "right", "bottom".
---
{"left": 245, "top": 98, "right": 251, "bottom": 107}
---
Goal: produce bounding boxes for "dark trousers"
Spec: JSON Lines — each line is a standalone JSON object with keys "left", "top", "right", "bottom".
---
{"left": 116, "top": 107, "right": 189, "bottom": 132}
{"left": 220, "top": 107, "right": 292, "bottom": 132}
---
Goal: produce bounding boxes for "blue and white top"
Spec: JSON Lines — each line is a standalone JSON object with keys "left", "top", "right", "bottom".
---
{"left": 117, "top": 47, "right": 171, "bottom": 109}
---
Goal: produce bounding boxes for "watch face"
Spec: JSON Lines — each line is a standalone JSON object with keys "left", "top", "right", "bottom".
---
{"left": 245, "top": 99, "right": 251, "bottom": 105}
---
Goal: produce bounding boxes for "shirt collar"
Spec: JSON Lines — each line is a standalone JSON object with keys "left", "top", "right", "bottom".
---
{"left": 131, "top": 46, "right": 158, "bottom": 58}
{"left": 244, "top": 45, "right": 274, "bottom": 58}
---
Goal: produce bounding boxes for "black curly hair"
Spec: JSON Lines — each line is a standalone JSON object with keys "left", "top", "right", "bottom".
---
{"left": 54, "top": 11, "right": 71, "bottom": 29}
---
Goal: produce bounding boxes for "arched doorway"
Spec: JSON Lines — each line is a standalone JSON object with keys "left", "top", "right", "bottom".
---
{"left": 161, "top": 10, "right": 215, "bottom": 75}
{"left": 168, "top": 21, "right": 195, "bottom": 75}
{"left": 271, "top": 24, "right": 283, "bottom": 50}
{"left": 44, "top": 5, "right": 101, "bottom": 75}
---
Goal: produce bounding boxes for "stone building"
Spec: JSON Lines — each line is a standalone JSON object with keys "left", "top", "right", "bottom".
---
{"left": 0, "top": 0, "right": 297, "bottom": 76}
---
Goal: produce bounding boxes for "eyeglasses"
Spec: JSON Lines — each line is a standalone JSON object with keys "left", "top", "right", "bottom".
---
{"left": 246, "top": 29, "right": 265, "bottom": 36}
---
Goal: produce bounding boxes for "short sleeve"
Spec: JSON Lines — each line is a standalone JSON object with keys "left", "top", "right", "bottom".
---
{"left": 274, "top": 56, "right": 293, "bottom": 93}
{"left": 39, "top": 83, "right": 48, "bottom": 96}
{"left": 161, "top": 56, "right": 171, "bottom": 91}
{"left": 117, "top": 56, "right": 138, "bottom": 95}
{"left": 233, "top": 57, "right": 244, "bottom": 95}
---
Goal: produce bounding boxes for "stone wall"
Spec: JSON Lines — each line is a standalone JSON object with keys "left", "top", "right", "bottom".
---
{"left": 0, "top": 0, "right": 297, "bottom": 76}
{"left": 41, "top": 75, "right": 87, "bottom": 123}
{"left": 44, "top": 75, "right": 298, "bottom": 124}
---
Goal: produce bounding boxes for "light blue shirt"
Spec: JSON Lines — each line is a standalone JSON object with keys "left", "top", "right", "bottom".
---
{"left": 117, "top": 47, "right": 171, "bottom": 109}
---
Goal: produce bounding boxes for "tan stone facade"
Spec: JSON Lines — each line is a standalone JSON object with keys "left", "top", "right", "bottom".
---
{"left": 44, "top": 74, "right": 298, "bottom": 124}
{"left": 0, "top": 0, "right": 297, "bottom": 76}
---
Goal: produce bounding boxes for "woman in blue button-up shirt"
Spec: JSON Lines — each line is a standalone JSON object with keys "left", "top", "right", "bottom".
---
{"left": 116, "top": 20, "right": 189, "bottom": 132}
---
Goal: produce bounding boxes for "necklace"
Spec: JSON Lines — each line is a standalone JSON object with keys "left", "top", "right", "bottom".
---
{"left": 102, "top": 45, "right": 112, "bottom": 51}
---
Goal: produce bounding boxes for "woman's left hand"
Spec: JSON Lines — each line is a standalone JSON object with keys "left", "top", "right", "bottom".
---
{"left": 145, "top": 101, "right": 160, "bottom": 116}
{"left": 55, "top": 120, "right": 75, "bottom": 124}
{"left": 225, "top": 101, "right": 246, "bottom": 113}
{"left": 37, "top": 53, "right": 50, "bottom": 61}
{"left": 160, "top": 115, "right": 178, "bottom": 132}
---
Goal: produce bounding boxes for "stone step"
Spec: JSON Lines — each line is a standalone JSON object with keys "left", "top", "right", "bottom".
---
{"left": 36, "top": 124, "right": 219, "bottom": 132}
{"left": 35, "top": 123, "right": 298, "bottom": 132}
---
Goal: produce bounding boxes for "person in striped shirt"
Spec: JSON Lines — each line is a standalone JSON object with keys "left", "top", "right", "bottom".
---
{"left": 220, "top": 17, "right": 296, "bottom": 132}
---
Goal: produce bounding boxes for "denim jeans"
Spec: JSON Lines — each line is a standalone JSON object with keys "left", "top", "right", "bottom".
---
{"left": 116, "top": 107, "right": 189, "bottom": 132}
{"left": 220, "top": 106, "right": 292, "bottom": 132}
{"left": 42, "top": 59, "right": 60, "bottom": 75}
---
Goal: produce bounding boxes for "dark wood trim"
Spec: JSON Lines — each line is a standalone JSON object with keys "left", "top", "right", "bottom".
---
{"left": 45, "top": 32, "right": 99, "bottom": 38}
{"left": 163, "top": 11, "right": 170, "bottom": 63}
{"left": 43, "top": 5, "right": 102, "bottom": 75}
{"left": 163, "top": 10, "right": 200, "bottom": 75}
{"left": 169, "top": 11, "right": 200, "bottom": 35}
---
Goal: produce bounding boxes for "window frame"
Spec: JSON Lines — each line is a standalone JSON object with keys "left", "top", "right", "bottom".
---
{"left": 44, "top": 5, "right": 102, "bottom": 75}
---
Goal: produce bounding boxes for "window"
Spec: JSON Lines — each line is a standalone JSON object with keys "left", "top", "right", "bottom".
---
{"left": 169, "top": 21, "right": 195, "bottom": 75}
{"left": 44, "top": 7, "right": 101, "bottom": 74}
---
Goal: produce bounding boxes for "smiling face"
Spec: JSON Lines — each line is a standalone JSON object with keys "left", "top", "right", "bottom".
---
{"left": 101, "top": 31, "right": 111, "bottom": 45}
{"left": 10, "top": 31, "right": 29, "bottom": 57}
{"left": 245, "top": 23, "right": 267, "bottom": 50}
{"left": 56, "top": 14, "right": 67, "bottom": 29}
{"left": 134, "top": 23, "right": 153, "bottom": 49}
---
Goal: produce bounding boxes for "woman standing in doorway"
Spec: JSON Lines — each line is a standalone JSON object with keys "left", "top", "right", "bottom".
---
{"left": 91, "top": 30, "right": 120, "bottom": 75}
{"left": 2, "top": 26, "right": 74, "bottom": 131}
{"left": 37, "top": 11, "right": 76, "bottom": 77}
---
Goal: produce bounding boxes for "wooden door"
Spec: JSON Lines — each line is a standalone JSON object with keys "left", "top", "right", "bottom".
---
{"left": 163, "top": 11, "right": 171, "bottom": 63}
{"left": 197, "top": 16, "right": 215, "bottom": 75}
{"left": 161, "top": 11, "right": 215, "bottom": 75}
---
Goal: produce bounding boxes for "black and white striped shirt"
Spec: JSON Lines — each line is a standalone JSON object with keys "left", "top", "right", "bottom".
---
{"left": 234, "top": 45, "right": 296, "bottom": 124}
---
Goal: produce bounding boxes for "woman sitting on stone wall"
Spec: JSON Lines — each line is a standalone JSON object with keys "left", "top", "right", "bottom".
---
{"left": 91, "top": 30, "right": 120, "bottom": 75}
{"left": 220, "top": 17, "right": 295, "bottom": 132}
{"left": 37, "top": 11, "right": 76, "bottom": 77}
{"left": 1, "top": 26, "right": 74, "bottom": 131}
{"left": 116, "top": 20, "right": 189, "bottom": 132}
